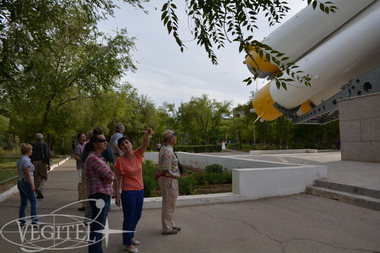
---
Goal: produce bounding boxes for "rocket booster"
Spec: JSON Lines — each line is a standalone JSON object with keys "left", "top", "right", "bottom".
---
{"left": 246, "top": 0, "right": 380, "bottom": 122}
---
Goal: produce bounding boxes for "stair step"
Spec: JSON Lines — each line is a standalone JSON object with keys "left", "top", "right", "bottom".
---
{"left": 313, "top": 180, "right": 380, "bottom": 199}
{"left": 306, "top": 186, "right": 380, "bottom": 211}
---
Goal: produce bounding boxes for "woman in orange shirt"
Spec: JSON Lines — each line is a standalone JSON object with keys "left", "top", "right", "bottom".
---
{"left": 114, "top": 128, "right": 152, "bottom": 253}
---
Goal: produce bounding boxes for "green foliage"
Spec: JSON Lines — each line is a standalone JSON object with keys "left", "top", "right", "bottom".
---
{"left": 142, "top": 160, "right": 232, "bottom": 196}
{"left": 0, "top": 156, "right": 18, "bottom": 183}
{"left": 0, "top": 156, "right": 67, "bottom": 185}
{"left": 205, "top": 164, "right": 223, "bottom": 174}
{"left": 142, "top": 160, "right": 160, "bottom": 197}
{"left": 175, "top": 145, "right": 220, "bottom": 153}
{"left": 177, "top": 94, "right": 231, "bottom": 145}
{"left": 0, "top": 0, "right": 140, "bottom": 148}
{"left": 191, "top": 171, "right": 232, "bottom": 185}
{"left": 161, "top": 0, "right": 337, "bottom": 89}
{"left": 178, "top": 177, "right": 198, "bottom": 195}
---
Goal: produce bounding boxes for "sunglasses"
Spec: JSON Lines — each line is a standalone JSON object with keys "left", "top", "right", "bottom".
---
{"left": 96, "top": 139, "right": 107, "bottom": 143}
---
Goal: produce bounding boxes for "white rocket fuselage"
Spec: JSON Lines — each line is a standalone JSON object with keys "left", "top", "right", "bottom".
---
{"left": 247, "top": 0, "right": 380, "bottom": 121}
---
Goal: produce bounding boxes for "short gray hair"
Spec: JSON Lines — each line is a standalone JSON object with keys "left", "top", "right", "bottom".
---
{"left": 35, "top": 133, "right": 44, "bottom": 140}
{"left": 115, "top": 122, "right": 124, "bottom": 132}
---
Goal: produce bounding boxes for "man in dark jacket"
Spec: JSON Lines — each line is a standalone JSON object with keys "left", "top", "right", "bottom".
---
{"left": 30, "top": 133, "right": 50, "bottom": 199}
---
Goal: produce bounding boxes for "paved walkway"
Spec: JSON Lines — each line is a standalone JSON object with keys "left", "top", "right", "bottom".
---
{"left": 0, "top": 152, "right": 379, "bottom": 253}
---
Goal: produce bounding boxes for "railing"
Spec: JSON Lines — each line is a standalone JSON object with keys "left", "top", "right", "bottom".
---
{"left": 0, "top": 156, "right": 70, "bottom": 185}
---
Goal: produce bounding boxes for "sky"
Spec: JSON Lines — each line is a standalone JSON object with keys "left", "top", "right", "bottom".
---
{"left": 98, "top": 0, "right": 307, "bottom": 108}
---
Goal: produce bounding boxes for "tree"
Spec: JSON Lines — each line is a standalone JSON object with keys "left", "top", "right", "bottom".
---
{"left": 178, "top": 94, "right": 231, "bottom": 145}
{"left": 273, "top": 115, "right": 294, "bottom": 149}
{"left": 160, "top": 0, "right": 337, "bottom": 88}
{"left": 1, "top": 1, "right": 138, "bottom": 145}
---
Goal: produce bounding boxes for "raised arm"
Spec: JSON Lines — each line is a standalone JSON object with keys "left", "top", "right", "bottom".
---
{"left": 138, "top": 128, "right": 153, "bottom": 156}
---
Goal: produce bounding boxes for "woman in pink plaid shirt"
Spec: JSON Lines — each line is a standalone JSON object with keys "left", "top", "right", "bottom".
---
{"left": 85, "top": 134, "right": 116, "bottom": 253}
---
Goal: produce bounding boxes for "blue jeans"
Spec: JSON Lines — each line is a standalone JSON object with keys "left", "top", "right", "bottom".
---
{"left": 17, "top": 180, "right": 38, "bottom": 224}
{"left": 89, "top": 193, "right": 111, "bottom": 253}
{"left": 121, "top": 189, "right": 144, "bottom": 246}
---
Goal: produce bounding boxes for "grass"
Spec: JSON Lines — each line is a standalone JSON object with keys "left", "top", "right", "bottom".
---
{"left": 0, "top": 157, "right": 19, "bottom": 183}
{"left": 0, "top": 155, "right": 69, "bottom": 191}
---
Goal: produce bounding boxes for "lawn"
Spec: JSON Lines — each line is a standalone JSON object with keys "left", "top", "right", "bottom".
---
{"left": 0, "top": 156, "right": 69, "bottom": 193}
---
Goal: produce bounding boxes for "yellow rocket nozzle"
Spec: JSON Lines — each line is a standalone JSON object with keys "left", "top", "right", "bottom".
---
{"left": 252, "top": 82, "right": 283, "bottom": 121}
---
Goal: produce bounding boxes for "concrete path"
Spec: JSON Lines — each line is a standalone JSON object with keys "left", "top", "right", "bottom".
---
{"left": 0, "top": 152, "right": 379, "bottom": 253}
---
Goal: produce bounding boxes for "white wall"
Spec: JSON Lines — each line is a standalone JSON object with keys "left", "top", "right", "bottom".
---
{"left": 139, "top": 152, "right": 327, "bottom": 209}
{"left": 233, "top": 166, "right": 327, "bottom": 199}
{"left": 145, "top": 152, "right": 299, "bottom": 172}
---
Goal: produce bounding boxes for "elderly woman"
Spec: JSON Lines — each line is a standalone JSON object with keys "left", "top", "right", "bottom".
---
{"left": 114, "top": 127, "right": 152, "bottom": 253}
{"left": 17, "top": 143, "right": 38, "bottom": 226}
{"left": 85, "top": 134, "right": 116, "bottom": 253}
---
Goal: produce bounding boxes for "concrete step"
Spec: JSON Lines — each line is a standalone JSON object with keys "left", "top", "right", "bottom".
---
{"left": 306, "top": 185, "right": 380, "bottom": 211}
{"left": 313, "top": 180, "right": 380, "bottom": 199}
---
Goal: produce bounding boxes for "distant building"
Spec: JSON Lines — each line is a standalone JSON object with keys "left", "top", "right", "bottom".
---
{"left": 233, "top": 106, "right": 246, "bottom": 118}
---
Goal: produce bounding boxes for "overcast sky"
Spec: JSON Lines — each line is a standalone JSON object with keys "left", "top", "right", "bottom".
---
{"left": 98, "top": 0, "right": 307, "bottom": 108}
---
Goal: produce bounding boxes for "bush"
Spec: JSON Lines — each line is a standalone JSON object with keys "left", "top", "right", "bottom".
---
{"left": 143, "top": 175, "right": 159, "bottom": 197}
{"left": 205, "top": 164, "right": 223, "bottom": 174}
{"left": 141, "top": 160, "right": 232, "bottom": 196}
{"left": 178, "top": 177, "right": 198, "bottom": 195}
{"left": 191, "top": 171, "right": 232, "bottom": 185}
{"left": 192, "top": 172, "right": 208, "bottom": 185}
{"left": 142, "top": 160, "right": 159, "bottom": 197}
{"left": 175, "top": 145, "right": 220, "bottom": 153}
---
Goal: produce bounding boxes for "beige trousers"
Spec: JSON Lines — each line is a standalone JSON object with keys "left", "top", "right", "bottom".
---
{"left": 158, "top": 176, "right": 178, "bottom": 233}
{"left": 32, "top": 161, "right": 48, "bottom": 191}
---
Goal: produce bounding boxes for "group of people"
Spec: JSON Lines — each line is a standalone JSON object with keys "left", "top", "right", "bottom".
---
{"left": 16, "top": 124, "right": 182, "bottom": 253}
{"left": 80, "top": 125, "right": 182, "bottom": 253}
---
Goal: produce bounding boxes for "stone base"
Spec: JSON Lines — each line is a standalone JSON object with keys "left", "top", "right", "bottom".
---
{"left": 338, "top": 92, "right": 380, "bottom": 163}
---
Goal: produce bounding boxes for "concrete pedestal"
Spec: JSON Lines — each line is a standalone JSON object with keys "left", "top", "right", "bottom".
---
{"left": 338, "top": 92, "right": 380, "bottom": 162}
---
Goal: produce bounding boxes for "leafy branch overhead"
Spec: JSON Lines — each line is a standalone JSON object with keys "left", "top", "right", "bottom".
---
{"left": 161, "top": 0, "right": 337, "bottom": 89}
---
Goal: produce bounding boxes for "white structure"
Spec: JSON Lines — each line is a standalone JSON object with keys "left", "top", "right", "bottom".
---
{"left": 245, "top": 0, "right": 380, "bottom": 122}
{"left": 139, "top": 152, "right": 327, "bottom": 209}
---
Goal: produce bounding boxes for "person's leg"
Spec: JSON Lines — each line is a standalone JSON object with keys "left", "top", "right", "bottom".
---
{"left": 89, "top": 193, "right": 110, "bottom": 253}
{"left": 121, "top": 191, "right": 136, "bottom": 246}
{"left": 131, "top": 189, "right": 144, "bottom": 243}
{"left": 26, "top": 186, "right": 38, "bottom": 224}
{"left": 17, "top": 181, "right": 28, "bottom": 224}
{"left": 158, "top": 177, "right": 178, "bottom": 233}
{"left": 33, "top": 161, "right": 45, "bottom": 198}
{"left": 133, "top": 189, "right": 144, "bottom": 230}
{"left": 32, "top": 162, "right": 40, "bottom": 191}
{"left": 82, "top": 164, "right": 92, "bottom": 218}
{"left": 39, "top": 162, "right": 48, "bottom": 190}
{"left": 77, "top": 168, "right": 85, "bottom": 210}
{"left": 166, "top": 179, "right": 178, "bottom": 229}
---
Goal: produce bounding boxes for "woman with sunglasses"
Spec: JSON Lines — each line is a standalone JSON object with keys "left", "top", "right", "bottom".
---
{"left": 85, "top": 134, "right": 116, "bottom": 253}
{"left": 114, "top": 127, "right": 152, "bottom": 253}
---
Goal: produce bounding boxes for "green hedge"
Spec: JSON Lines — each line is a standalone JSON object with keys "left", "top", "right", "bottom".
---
{"left": 174, "top": 145, "right": 221, "bottom": 153}
{"left": 142, "top": 161, "right": 232, "bottom": 197}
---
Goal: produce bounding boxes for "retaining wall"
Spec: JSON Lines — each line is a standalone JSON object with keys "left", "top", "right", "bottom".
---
{"left": 141, "top": 152, "right": 327, "bottom": 209}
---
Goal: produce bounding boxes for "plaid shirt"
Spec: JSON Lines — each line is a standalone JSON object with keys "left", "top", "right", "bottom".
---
{"left": 158, "top": 144, "right": 180, "bottom": 177}
{"left": 85, "top": 151, "right": 116, "bottom": 197}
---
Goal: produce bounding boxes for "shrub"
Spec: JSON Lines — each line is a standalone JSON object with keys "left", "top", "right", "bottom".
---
{"left": 204, "top": 163, "right": 224, "bottom": 174}
{"left": 143, "top": 175, "right": 159, "bottom": 197}
{"left": 222, "top": 172, "right": 232, "bottom": 184}
{"left": 142, "top": 160, "right": 159, "bottom": 197}
{"left": 192, "top": 172, "right": 208, "bottom": 185}
{"left": 178, "top": 177, "right": 198, "bottom": 195}
{"left": 175, "top": 145, "right": 220, "bottom": 153}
